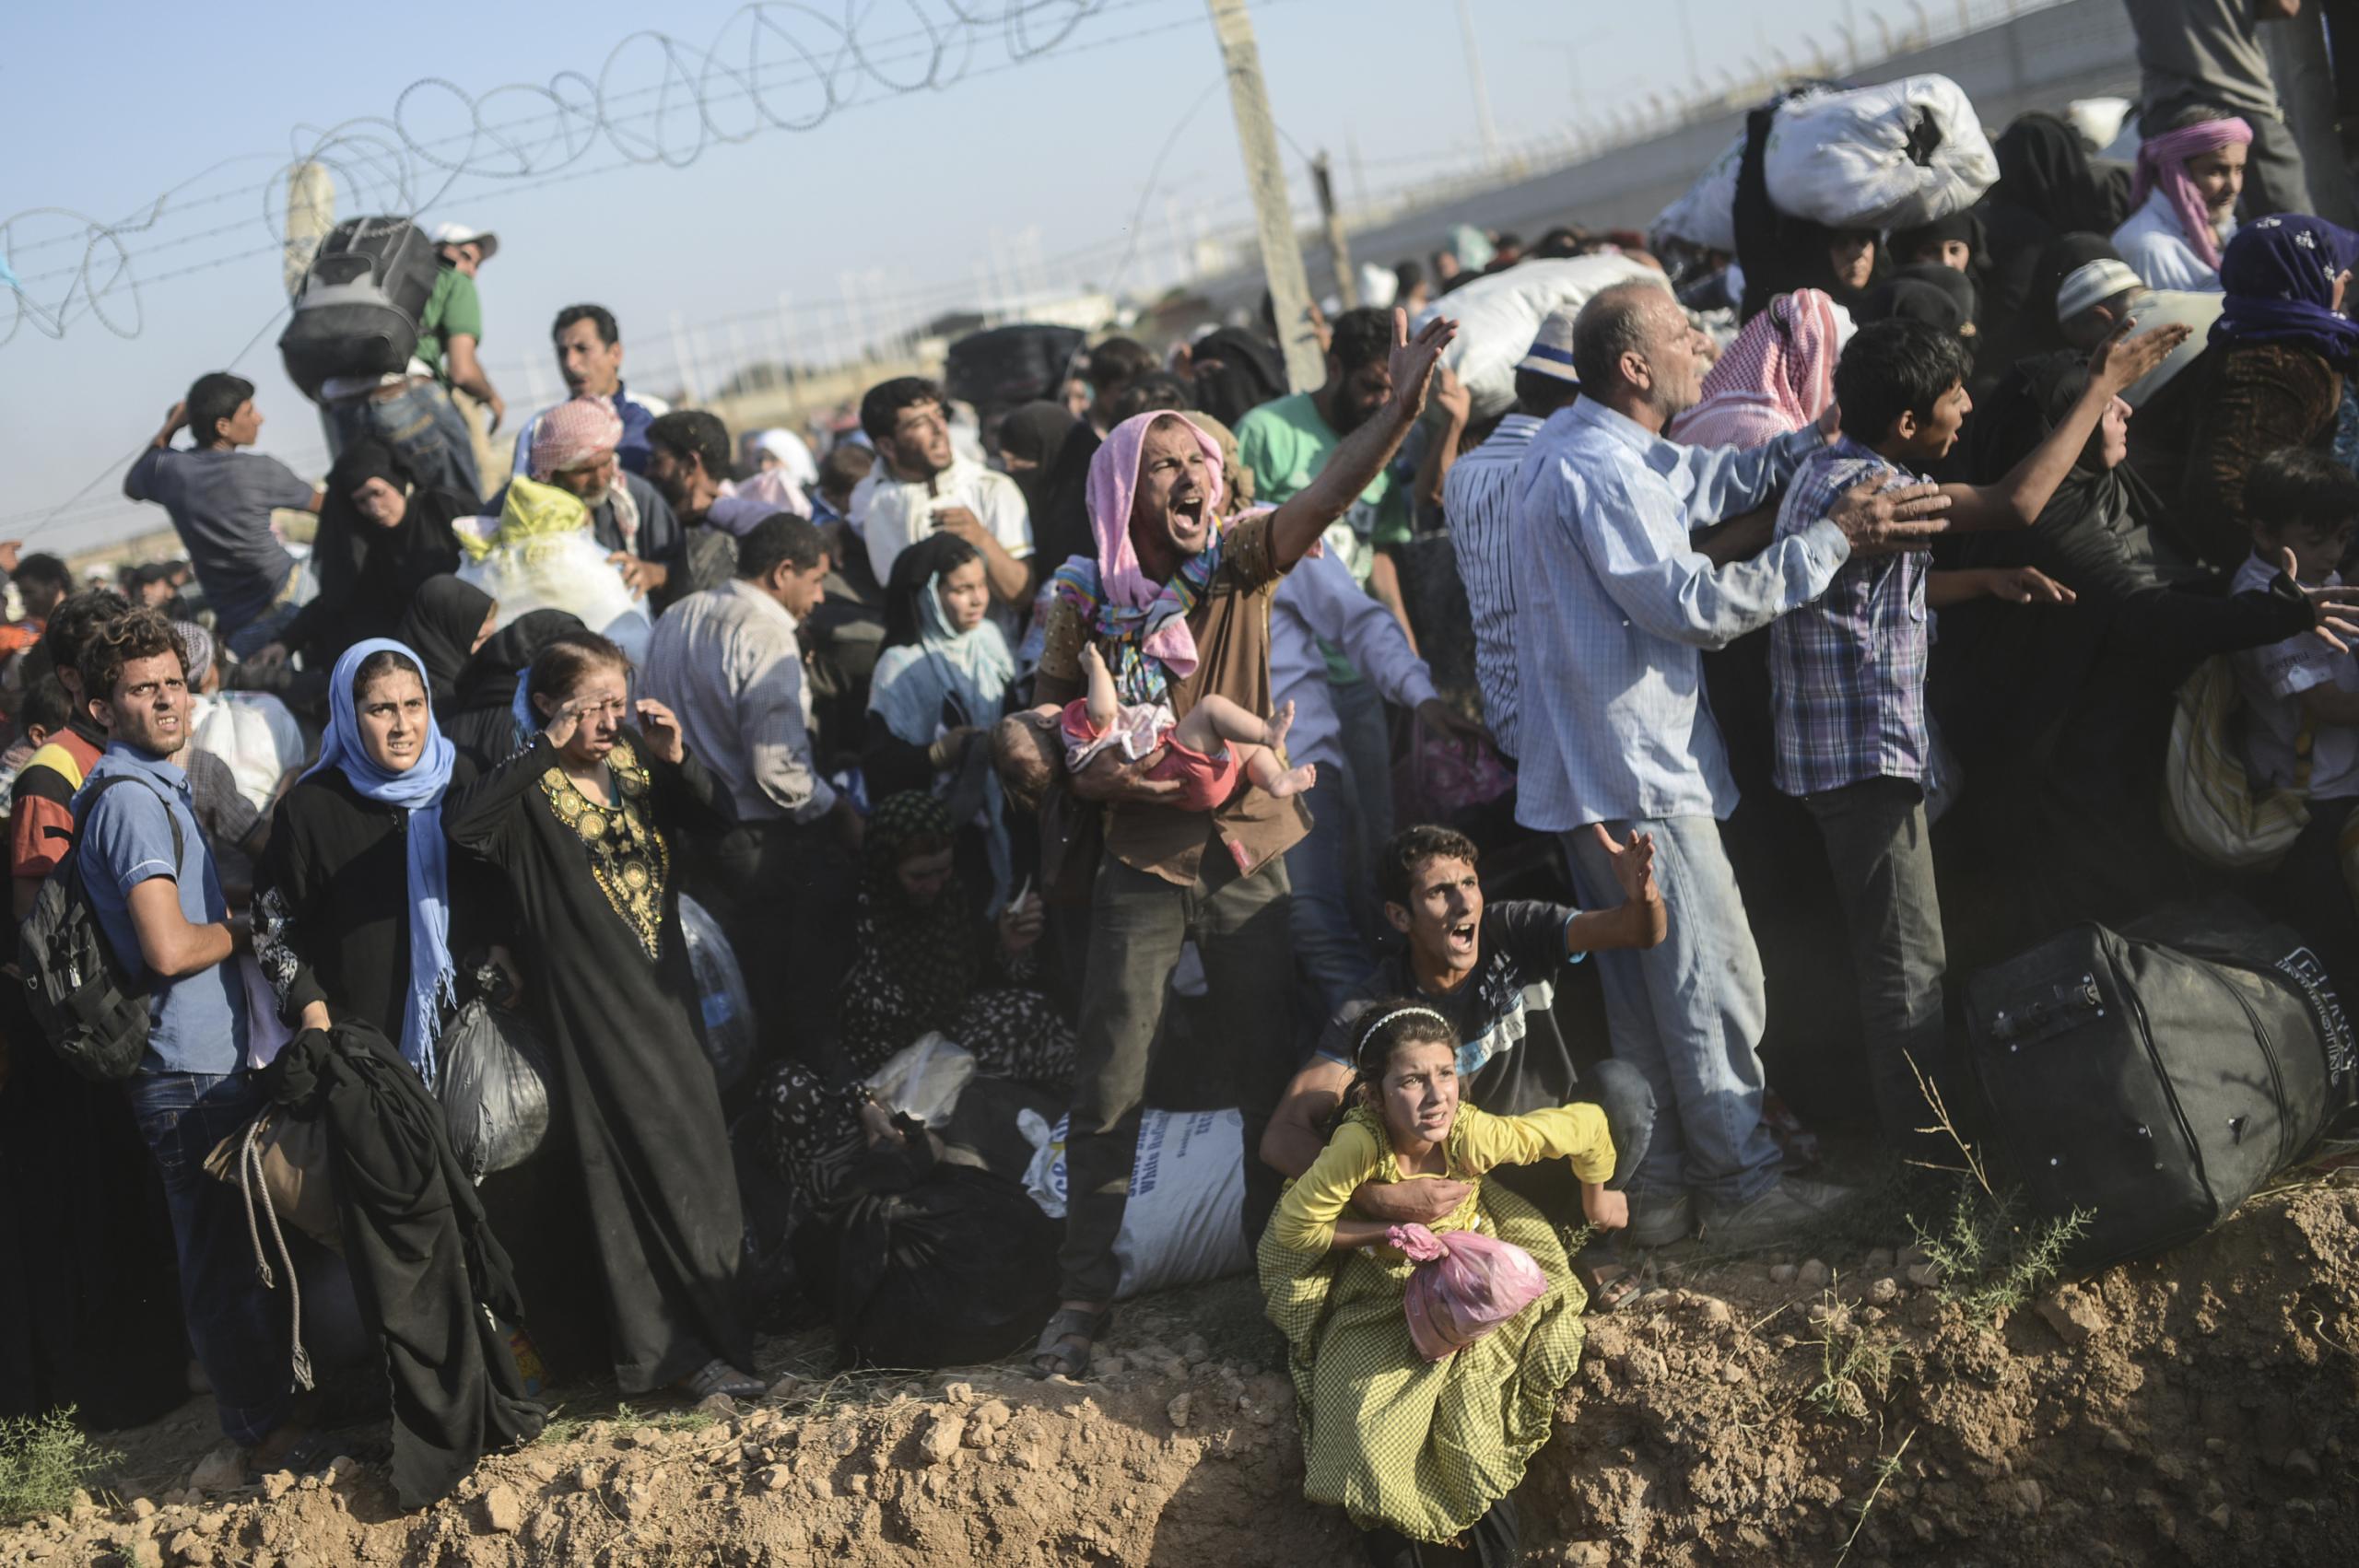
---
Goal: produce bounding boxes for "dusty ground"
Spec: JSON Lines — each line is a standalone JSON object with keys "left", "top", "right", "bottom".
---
{"left": 6, "top": 1173, "right": 2358, "bottom": 1567}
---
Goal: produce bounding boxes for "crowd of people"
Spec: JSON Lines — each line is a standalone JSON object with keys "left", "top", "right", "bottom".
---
{"left": 9, "top": 3, "right": 2359, "bottom": 1557}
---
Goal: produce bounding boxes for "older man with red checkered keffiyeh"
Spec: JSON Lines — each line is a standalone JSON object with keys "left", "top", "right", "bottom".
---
{"left": 507, "top": 393, "right": 688, "bottom": 610}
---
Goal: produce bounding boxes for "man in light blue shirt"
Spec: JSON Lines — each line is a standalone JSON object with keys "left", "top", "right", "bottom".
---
{"left": 77, "top": 610, "right": 288, "bottom": 1454}
{"left": 1271, "top": 544, "right": 1481, "bottom": 1022}
{"left": 1511, "top": 280, "right": 1948, "bottom": 1246}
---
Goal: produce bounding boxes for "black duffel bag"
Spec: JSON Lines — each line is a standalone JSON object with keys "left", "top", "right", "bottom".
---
{"left": 1963, "top": 902, "right": 2356, "bottom": 1270}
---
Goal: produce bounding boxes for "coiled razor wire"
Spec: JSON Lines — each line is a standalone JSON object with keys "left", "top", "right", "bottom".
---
{"left": 0, "top": 0, "right": 1125, "bottom": 348}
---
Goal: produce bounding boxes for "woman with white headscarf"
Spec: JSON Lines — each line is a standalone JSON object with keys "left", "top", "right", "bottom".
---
{"left": 863, "top": 531, "right": 1018, "bottom": 912}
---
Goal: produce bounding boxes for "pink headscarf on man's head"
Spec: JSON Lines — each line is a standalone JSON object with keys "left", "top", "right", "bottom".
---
{"left": 2131, "top": 115, "right": 2254, "bottom": 272}
{"left": 1669, "top": 288, "right": 1843, "bottom": 450}
{"left": 1083, "top": 411, "right": 1229, "bottom": 680}
{"left": 529, "top": 395, "right": 625, "bottom": 480}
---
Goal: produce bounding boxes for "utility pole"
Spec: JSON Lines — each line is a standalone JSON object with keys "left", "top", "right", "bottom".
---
{"left": 283, "top": 162, "right": 337, "bottom": 456}
{"left": 281, "top": 162, "right": 334, "bottom": 298}
{"left": 1455, "top": 0, "right": 1501, "bottom": 170}
{"left": 1204, "top": 0, "right": 1324, "bottom": 391}
{"left": 1311, "top": 153, "right": 1357, "bottom": 310}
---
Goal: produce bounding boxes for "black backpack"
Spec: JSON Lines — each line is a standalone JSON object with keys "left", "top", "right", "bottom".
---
{"left": 17, "top": 776, "right": 183, "bottom": 1082}
{"left": 1963, "top": 903, "right": 2355, "bottom": 1270}
{"left": 278, "top": 216, "right": 442, "bottom": 402}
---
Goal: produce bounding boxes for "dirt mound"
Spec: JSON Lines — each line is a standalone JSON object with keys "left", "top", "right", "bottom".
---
{"left": 7, "top": 1183, "right": 2357, "bottom": 1567}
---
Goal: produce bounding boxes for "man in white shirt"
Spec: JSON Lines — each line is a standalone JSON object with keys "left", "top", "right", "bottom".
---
{"left": 181, "top": 623, "right": 303, "bottom": 815}
{"left": 851, "top": 376, "right": 1034, "bottom": 635}
{"left": 644, "top": 513, "right": 861, "bottom": 1076}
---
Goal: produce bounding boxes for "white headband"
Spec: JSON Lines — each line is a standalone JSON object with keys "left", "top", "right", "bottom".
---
{"left": 1354, "top": 1004, "right": 1455, "bottom": 1065}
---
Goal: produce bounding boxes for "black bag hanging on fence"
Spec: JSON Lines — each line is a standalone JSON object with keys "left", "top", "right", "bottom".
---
{"left": 278, "top": 216, "right": 441, "bottom": 402}
{"left": 1963, "top": 901, "right": 2356, "bottom": 1270}
{"left": 436, "top": 998, "right": 553, "bottom": 1183}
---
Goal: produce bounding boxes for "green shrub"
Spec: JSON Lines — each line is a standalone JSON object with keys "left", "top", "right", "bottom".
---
{"left": 0, "top": 1408, "right": 119, "bottom": 1525}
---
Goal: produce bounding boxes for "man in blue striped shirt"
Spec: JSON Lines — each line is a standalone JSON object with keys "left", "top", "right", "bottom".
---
{"left": 1511, "top": 280, "right": 1950, "bottom": 1245}
{"left": 1443, "top": 309, "right": 1586, "bottom": 761}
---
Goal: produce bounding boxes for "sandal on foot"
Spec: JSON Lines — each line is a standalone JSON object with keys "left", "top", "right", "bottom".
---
{"left": 1578, "top": 1261, "right": 1642, "bottom": 1315}
{"left": 1028, "top": 1305, "right": 1112, "bottom": 1380}
{"left": 676, "top": 1358, "right": 764, "bottom": 1402}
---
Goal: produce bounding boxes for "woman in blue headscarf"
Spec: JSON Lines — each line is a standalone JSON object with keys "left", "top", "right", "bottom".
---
{"left": 255, "top": 638, "right": 507, "bottom": 1082}
{"left": 2177, "top": 214, "right": 2359, "bottom": 569}
{"left": 863, "top": 532, "right": 1019, "bottom": 912}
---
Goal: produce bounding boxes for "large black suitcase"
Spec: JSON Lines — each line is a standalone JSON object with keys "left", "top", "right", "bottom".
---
{"left": 1963, "top": 905, "right": 2354, "bottom": 1269}
{"left": 278, "top": 216, "right": 442, "bottom": 401}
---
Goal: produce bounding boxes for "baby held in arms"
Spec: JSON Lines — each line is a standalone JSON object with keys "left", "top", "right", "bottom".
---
{"left": 1002, "top": 642, "right": 1314, "bottom": 810}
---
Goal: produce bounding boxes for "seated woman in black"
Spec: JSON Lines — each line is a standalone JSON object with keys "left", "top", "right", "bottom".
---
{"left": 259, "top": 442, "right": 466, "bottom": 672}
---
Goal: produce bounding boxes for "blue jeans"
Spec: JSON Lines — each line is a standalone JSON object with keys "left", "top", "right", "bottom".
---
{"left": 328, "top": 380, "right": 483, "bottom": 507}
{"left": 124, "top": 1071, "right": 293, "bottom": 1446}
{"left": 221, "top": 585, "right": 304, "bottom": 661}
{"left": 1285, "top": 770, "right": 1380, "bottom": 1029}
{"left": 1327, "top": 674, "right": 1396, "bottom": 883}
{"left": 1563, "top": 816, "right": 1781, "bottom": 1206}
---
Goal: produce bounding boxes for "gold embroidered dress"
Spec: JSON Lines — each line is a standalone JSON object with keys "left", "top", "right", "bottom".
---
{"left": 445, "top": 730, "right": 754, "bottom": 1393}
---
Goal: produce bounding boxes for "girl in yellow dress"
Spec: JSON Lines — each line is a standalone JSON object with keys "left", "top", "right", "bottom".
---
{"left": 1260, "top": 1002, "right": 1628, "bottom": 1565}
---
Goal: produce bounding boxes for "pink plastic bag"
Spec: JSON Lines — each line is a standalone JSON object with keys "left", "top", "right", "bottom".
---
{"left": 1389, "top": 1223, "right": 1549, "bottom": 1362}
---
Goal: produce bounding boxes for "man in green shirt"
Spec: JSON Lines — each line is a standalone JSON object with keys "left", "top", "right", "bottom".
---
{"left": 1236, "top": 308, "right": 1415, "bottom": 605}
{"left": 1236, "top": 307, "right": 1418, "bottom": 948}
{"left": 317, "top": 222, "right": 505, "bottom": 508}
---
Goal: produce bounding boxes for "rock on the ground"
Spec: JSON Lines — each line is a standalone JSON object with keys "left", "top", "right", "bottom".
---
{"left": 1768, "top": 1263, "right": 1799, "bottom": 1286}
{"left": 1168, "top": 1393, "right": 1194, "bottom": 1430}
{"left": 1868, "top": 1276, "right": 1900, "bottom": 1305}
{"left": 1797, "top": 1259, "right": 1831, "bottom": 1289}
{"left": 2036, "top": 1285, "right": 2107, "bottom": 1348}
{"left": 187, "top": 1446, "right": 244, "bottom": 1494}
{"left": 916, "top": 1411, "right": 965, "bottom": 1467}
{"left": 481, "top": 1484, "right": 524, "bottom": 1534}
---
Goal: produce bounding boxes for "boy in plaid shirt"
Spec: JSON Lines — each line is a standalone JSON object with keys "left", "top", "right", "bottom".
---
{"left": 1769, "top": 315, "right": 2188, "bottom": 1153}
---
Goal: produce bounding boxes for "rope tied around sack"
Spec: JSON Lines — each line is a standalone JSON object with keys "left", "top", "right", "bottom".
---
{"left": 231, "top": 1117, "right": 315, "bottom": 1394}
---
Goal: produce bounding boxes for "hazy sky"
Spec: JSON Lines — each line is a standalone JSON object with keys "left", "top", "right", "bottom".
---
{"left": 3, "top": 0, "right": 2030, "bottom": 550}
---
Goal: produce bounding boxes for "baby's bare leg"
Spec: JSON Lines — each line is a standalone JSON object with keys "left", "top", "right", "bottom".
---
{"left": 1239, "top": 741, "right": 1317, "bottom": 800}
{"left": 1176, "top": 692, "right": 1290, "bottom": 754}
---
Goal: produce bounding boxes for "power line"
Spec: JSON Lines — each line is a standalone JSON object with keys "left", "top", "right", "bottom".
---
{"left": 3, "top": 0, "right": 1174, "bottom": 348}
{"left": 11, "top": 0, "right": 1332, "bottom": 545}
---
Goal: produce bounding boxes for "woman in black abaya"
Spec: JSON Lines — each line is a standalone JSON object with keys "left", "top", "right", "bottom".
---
{"left": 443, "top": 630, "right": 760, "bottom": 1401}
{"left": 267, "top": 441, "right": 468, "bottom": 670}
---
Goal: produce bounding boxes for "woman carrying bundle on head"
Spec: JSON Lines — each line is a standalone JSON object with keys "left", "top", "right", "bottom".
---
{"left": 1260, "top": 1004, "right": 1628, "bottom": 1568}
